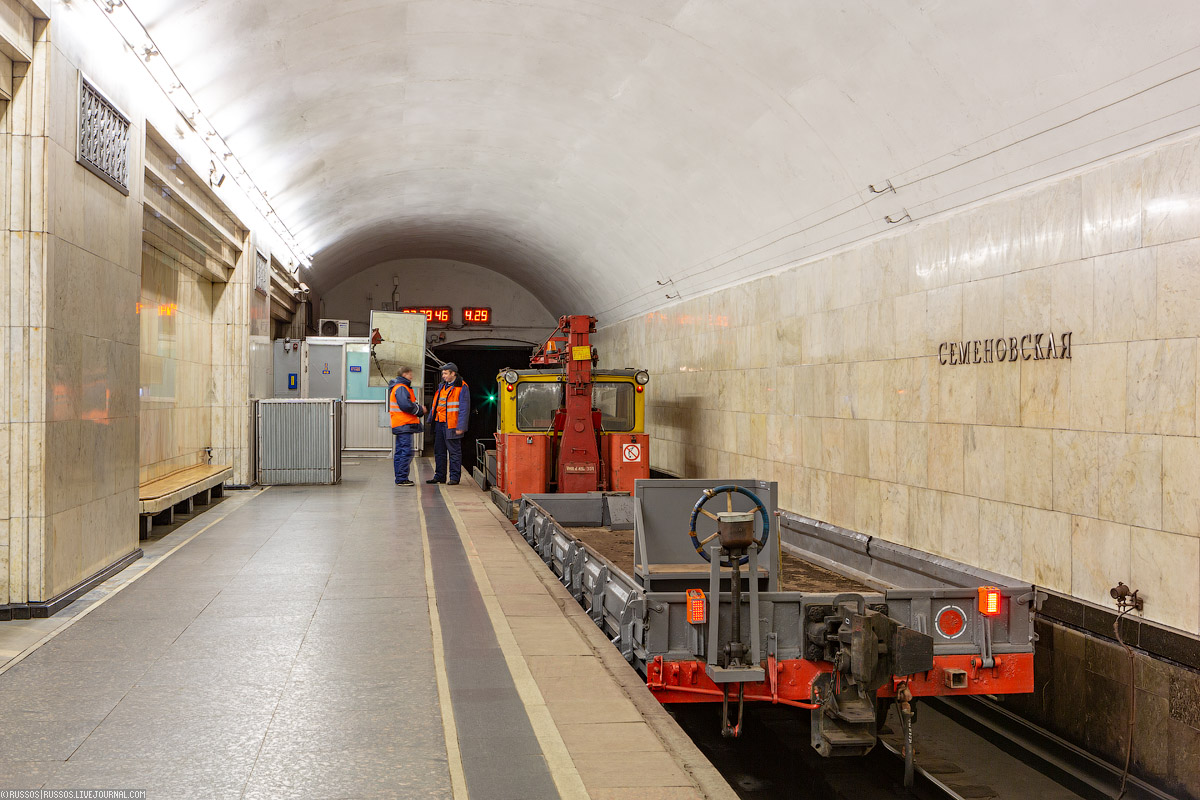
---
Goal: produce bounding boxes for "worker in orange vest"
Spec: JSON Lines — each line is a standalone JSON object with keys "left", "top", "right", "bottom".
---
{"left": 388, "top": 366, "right": 426, "bottom": 486}
{"left": 427, "top": 362, "right": 470, "bottom": 485}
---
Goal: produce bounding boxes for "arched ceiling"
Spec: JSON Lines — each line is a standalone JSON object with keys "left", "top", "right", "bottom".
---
{"left": 139, "top": 0, "right": 1200, "bottom": 321}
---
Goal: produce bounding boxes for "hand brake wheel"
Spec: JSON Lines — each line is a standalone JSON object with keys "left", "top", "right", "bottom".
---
{"left": 688, "top": 485, "right": 770, "bottom": 566}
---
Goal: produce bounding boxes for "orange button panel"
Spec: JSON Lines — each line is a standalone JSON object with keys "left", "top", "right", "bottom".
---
{"left": 686, "top": 589, "right": 707, "bottom": 624}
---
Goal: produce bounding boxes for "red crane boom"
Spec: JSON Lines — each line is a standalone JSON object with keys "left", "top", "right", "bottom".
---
{"left": 532, "top": 315, "right": 603, "bottom": 493}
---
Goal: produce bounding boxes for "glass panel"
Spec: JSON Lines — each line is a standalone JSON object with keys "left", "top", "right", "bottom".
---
{"left": 516, "top": 382, "right": 564, "bottom": 431}
{"left": 593, "top": 382, "right": 635, "bottom": 431}
{"left": 346, "top": 344, "right": 386, "bottom": 401}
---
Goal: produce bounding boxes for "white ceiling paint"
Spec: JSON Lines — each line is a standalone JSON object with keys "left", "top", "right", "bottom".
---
{"left": 136, "top": 0, "right": 1200, "bottom": 321}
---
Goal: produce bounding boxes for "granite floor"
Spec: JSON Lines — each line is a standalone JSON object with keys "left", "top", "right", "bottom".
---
{"left": 0, "top": 459, "right": 718, "bottom": 800}
{"left": 0, "top": 461, "right": 483, "bottom": 798}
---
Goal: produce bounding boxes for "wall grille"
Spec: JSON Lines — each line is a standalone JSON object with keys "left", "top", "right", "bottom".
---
{"left": 77, "top": 74, "right": 130, "bottom": 195}
{"left": 255, "top": 250, "right": 269, "bottom": 296}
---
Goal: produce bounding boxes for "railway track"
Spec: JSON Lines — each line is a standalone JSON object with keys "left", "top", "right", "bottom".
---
{"left": 672, "top": 703, "right": 966, "bottom": 800}
{"left": 670, "top": 698, "right": 1102, "bottom": 800}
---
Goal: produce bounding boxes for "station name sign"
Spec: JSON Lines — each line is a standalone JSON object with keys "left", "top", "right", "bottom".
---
{"left": 939, "top": 332, "right": 1072, "bottom": 365}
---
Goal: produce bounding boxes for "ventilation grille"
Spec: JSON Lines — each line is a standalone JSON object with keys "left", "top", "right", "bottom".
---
{"left": 77, "top": 74, "right": 130, "bottom": 194}
{"left": 255, "top": 251, "right": 269, "bottom": 296}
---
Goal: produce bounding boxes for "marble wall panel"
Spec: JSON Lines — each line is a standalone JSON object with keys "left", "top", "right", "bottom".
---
{"left": 879, "top": 482, "right": 909, "bottom": 544}
{"left": 927, "top": 424, "right": 964, "bottom": 494}
{"left": 964, "top": 424, "right": 1006, "bottom": 503}
{"left": 1098, "top": 433, "right": 1162, "bottom": 530}
{"left": 1052, "top": 430, "right": 1099, "bottom": 518}
{"left": 941, "top": 492, "right": 980, "bottom": 566}
{"left": 1093, "top": 250, "right": 1156, "bottom": 343}
{"left": 1021, "top": 507, "right": 1072, "bottom": 594}
{"left": 867, "top": 419, "right": 897, "bottom": 482}
{"left": 1005, "top": 428, "right": 1052, "bottom": 509}
{"left": 1130, "top": 527, "right": 1200, "bottom": 634}
{"left": 1162, "top": 437, "right": 1200, "bottom": 536}
{"left": 1020, "top": 357, "right": 1070, "bottom": 428}
{"left": 1069, "top": 343, "right": 1127, "bottom": 432}
{"left": 1081, "top": 164, "right": 1114, "bottom": 259}
{"left": 138, "top": 244, "right": 214, "bottom": 482}
{"left": 1142, "top": 137, "right": 1200, "bottom": 248}
{"left": 1071, "top": 516, "right": 1132, "bottom": 608}
{"left": 978, "top": 499, "right": 1023, "bottom": 578}
{"left": 1155, "top": 239, "right": 1200, "bottom": 339}
{"left": 1125, "top": 338, "right": 1197, "bottom": 436}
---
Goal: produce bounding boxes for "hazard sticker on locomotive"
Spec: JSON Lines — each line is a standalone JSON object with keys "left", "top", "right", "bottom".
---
{"left": 622, "top": 443, "right": 642, "bottom": 462}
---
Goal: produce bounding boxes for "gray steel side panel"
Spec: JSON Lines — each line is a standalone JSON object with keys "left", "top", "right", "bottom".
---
{"left": 779, "top": 511, "right": 1020, "bottom": 590}
{"left": 272, "top": 343, "right": 302, "bottom": 397}
{"left": 307, "top": 344, "right": 344, "bottom": 400}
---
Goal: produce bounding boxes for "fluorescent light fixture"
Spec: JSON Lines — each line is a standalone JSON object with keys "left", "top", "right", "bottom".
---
{"left": 91, "top": 0, "right": 312, "bottom": 269}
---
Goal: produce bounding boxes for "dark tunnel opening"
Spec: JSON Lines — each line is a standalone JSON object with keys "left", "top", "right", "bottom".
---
{"left": 423, "top": 343, "right": 535, "bottom": 475}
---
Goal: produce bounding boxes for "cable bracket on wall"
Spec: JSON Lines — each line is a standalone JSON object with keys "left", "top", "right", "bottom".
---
{"left": 868, "top": 179, "right": 896, "bottom": 195}
{"left": 885, "top": 210, "right": 912, "bottom": 224}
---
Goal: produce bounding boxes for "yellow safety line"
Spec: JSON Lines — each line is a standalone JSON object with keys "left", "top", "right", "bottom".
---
{"left": 417, "top": 488, "right": 471, "bottom": 800}
{"left": 439, "top": 486, "right": 590, "bottom": 800}
{"left": 0, "top": 487, "right": 269, "bottom": 678}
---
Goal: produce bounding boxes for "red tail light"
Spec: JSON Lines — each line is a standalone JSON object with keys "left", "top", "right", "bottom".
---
{"left": 978, "top": 586, "right": 1002, "bottom": 616}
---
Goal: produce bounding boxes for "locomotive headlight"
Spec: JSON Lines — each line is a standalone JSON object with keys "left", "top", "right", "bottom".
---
{"left": 634, "top": 370, "right": 650, "bottom": 385}
{"left": 503, "top": 369, "right": 519, "bottom": 385}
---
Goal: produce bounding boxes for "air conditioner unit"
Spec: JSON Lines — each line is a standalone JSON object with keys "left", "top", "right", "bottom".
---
{"left": 319, "top": 319, "right": 350, "bottom": 337}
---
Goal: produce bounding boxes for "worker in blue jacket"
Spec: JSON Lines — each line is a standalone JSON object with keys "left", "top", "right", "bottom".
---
{"left": 387, "top": 366, "right": 426, "bottom": 486}
{"left": 427, "top": 362, "right": 470, "bottom": 485}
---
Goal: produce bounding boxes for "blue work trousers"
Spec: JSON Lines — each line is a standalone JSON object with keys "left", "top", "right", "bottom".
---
{"left": 393, "top": 431, "right": 414, "bottom": 482}
{"left": 433, "top": 422, "right": 462, "bottom": 482}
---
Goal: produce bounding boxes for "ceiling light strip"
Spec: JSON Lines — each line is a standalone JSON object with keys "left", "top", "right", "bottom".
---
{"left": 91, "top": 0, "right": 311, "bottom": 270}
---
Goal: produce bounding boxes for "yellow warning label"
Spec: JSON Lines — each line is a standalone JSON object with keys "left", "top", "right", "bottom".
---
{"left": 572, "top": 346, "right": 592, "bottom": 361}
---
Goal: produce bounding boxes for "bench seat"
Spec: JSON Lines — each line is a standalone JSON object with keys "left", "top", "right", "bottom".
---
{"left": 138, "top": 463, "right": 233, "bottom": 536}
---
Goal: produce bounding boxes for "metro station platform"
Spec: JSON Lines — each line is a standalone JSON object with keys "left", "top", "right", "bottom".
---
{"left": 0, "top": 461, "right": 734, "bottom": 800}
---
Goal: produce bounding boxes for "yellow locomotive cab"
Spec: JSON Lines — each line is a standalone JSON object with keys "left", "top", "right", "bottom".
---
{"left": 492, "top": 368, "right": 650, "bottom": 507}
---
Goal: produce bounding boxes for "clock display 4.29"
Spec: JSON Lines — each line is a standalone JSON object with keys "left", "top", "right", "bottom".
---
{"left": 462, "top": 307, "right": 491, "bottom": 325}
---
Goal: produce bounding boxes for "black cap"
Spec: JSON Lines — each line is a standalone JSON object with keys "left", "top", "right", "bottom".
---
{"left": 441, "top": 362, "right": 459, "bottom": 373}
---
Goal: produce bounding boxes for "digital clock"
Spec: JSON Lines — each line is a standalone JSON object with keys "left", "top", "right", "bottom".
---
{"left": 401, "top": 306, "right": 451, "bottom": 324}
{"left": 462, "top": 307, "right": 492, "bottom": 325}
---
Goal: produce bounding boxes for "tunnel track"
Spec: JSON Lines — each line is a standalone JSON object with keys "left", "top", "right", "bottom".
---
{"left": 670, "top": 703, "right": 970, "bottom": 800}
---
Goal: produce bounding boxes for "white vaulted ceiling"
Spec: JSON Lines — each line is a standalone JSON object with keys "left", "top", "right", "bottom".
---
{"left": 138, "top": 0, "right": 1200, "bottom": 320}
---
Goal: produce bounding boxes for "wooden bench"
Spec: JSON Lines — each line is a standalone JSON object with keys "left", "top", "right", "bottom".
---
{"left": 138, "top": 464, "right": 233, "bottom": 539}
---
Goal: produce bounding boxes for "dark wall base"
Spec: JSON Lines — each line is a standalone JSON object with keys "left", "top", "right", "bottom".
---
{"left": 1005, "top": 617, "right": 1200, "bottom": 800}
{"left": 0, "top": 549, "right": 143, "bottom": 621}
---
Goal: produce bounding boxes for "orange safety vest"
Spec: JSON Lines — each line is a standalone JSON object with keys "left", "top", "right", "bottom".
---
{"left": 388, "top": 382, "right": 420, "bottom": 428}
{"left": 433, "top": 381, "right": 467, "bottom": 429}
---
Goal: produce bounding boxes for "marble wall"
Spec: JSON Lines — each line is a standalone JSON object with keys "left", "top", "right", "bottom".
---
{"left": 138, "top": 242, "right": 214, "bottom": 483}
{"left": 0, "top": 2, "right": 42, "bottom": 607}
{"left": 209, "top": 243, "right": 258, "bottom": 486}
{"left": 595, "top": 132, "right": 1200, "bottom": 637}
{"left": 37, "top": 7, "right": 143, "bottom": 600}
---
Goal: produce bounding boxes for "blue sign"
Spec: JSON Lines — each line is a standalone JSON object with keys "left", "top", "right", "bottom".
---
{"left": 349, "top": 365, "right": 362, "bottom": 373}
{"left": 288, "top": 373, "right": 298, "bottom": 390}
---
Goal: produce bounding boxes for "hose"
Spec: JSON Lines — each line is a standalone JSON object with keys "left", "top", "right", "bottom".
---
{"left": 1114, "top": 607, "right": 1137, "bottom": 799}
{"left": 897, "top": 681, "right": 915, "bottom": 789}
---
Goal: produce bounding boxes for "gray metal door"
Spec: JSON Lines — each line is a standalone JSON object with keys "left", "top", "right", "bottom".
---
{"left": 273, "top": 342, "right": 302, "bottom": 397}
{"left": 307, "top": 344, "right": 344, "bottom": 399}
